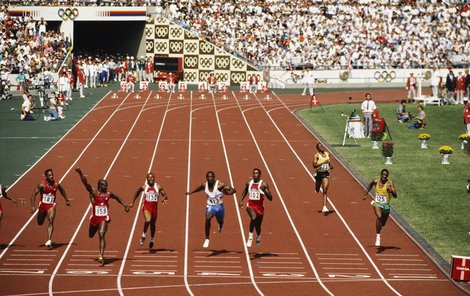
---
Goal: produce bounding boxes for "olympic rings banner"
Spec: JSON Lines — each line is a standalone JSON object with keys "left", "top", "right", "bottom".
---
{"left": 374, "top": 70, "right": 396, "bottom": 82}
{"left": 145, "top": 17, "right": 262, "bottom": 86}
{"left": 58, "top": 8, "right": 79, "bottom": 21}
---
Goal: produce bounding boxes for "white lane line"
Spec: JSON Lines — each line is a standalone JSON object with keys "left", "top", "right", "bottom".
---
{"left": 0, "top": 92, "right": 112, "bottom": 261}
{"left": 7, "top": 259, "right": 53, "bottom": 261}
{"left": 194, "top": 266, "right": 242, "bottom": 269}
{"left": 49, "top": 91, "right": 150, "bottom": 296}
{"left": 2, "top": 263, "right": 50, "bottom": 266}
{"left": 316, "top": 253, "right": 359, "bottom": 256}
{"left": 382, "top": 263, "right": 428, "bottom": 266}
{"left": 11, "top": 254, "right": 56, "bottom": 257}
{"left": 257, "top": 262, "right": 303, "bottom": 265}
{"left": 73, "top": 250, "right": 119, "bottom": 253}
{"left": 258, "top": 266, "right": 305, "bottom": 269}
{"left": 118, "top": 93, "right": 178, "bottom": 296}
{"left": 234, "top": 94, "right": 334, "bottom": 295}
{"left": 12, "top": 250, "right": 58, "bottom": 253}
{"left": 267, "top": 92, "right": 402, "bottom": 296}
{"left": 133, "top": 255, "right": 178, "bottom": 258}
{"left": 194, "top": 261, "right": 241, "bottom": 264}
{"left": 194, "top": 256, "right": 240, "bottom": 259}
{"left": 320, "top": 263, "right": 365, "bottom": 265}
{"left": 323, "top": 268, "right": 369, "bottom": 270}
{"left": 378, "top": 259, "right": 424, "bottom": 262}
{"left": 67, "top": 264, "right": 115, "bottom": 267}
{"left": 317, "top": 258, "right": 363, "bottom": 261}
{"left": 385, "top": 268, "right": 433, "bottom": 271}
{"left": 132, "top": 260, "right": 177, "bottom": 263}
{"left": 375, "top": 254, "right": 420, "bottom": 257}
{"left": 130, "top": 265, "right": 178, "bottom": 267}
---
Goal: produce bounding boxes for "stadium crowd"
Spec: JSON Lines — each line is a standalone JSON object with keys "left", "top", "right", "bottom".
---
{"left": 165, "top": 0, "right": 470, "bottom": 70}
{"left": 0, "top": 5, "right": 71, "bottom": 92}
{"left": 2, "top": 1, "right": 469, "bottom": 71}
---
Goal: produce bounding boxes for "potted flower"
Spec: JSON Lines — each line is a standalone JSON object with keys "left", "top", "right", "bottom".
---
{"left": 458, "top": 133, "right": 469, "bottom": 150}
{"left": 382, "top": 141, "right": 394, "bottom": 164}
{"left": 438, "top": 145, "right": 453, "bottom": 164}
{"left": 418, "top": 133, "right": 431, "bottom": 149}
{"left": 370, "top": 132, "right": 383, "bottom": 149}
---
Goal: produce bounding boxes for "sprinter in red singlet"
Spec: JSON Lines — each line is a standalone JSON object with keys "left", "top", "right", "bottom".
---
{"left": 130, "top": 173, "right": 168, "bottom": 249}
{"left": 239, "top": 168, "right": 273, "bottom": 247}
{"left": 31, "top": 169, "right": 71, "bottom": 249}
{"left": 75, "top": 167, "right": 129, "bottom": 266}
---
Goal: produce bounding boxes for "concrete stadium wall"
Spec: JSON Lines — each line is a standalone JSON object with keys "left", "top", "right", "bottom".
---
{"left": 270, "top": 69, "right": 436, "bottom": 89}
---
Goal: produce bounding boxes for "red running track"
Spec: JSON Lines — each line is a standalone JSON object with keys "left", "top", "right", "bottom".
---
{"left": 0, "top": 90, "right": 464, "bottom": 296}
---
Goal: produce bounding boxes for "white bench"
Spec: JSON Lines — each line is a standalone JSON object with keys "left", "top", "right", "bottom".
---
{"left": 415, "top": 96, "right": 442, "bottom": 106}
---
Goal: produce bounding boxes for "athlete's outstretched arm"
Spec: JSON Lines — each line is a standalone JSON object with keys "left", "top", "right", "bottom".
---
{"left": 2, "top": 186, "right": 17, "bottom": 205}
{"left": 57, "top": 183, "right": 71, "bottom": 206}
{"left": 219, "top": 182, "right": 236, "bottom": 195}
{"left": 130, "top": 185, "right": 145, "bottom": 208}
{"left": 75, "top": 167, "right": 95, "bottom": 197}
{"left": 110, "top": 192, "right": 130, "bottom": 212}
{"left": 185, "top": 184, "right": 204, "bottom": 196}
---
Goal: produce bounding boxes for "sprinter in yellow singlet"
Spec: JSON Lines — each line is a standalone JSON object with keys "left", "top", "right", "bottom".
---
{"left": 363, "top": 169, "right": 397, "bottom": 247}
{"left": 313, "top": 143, "right": 333, "bottom": 215}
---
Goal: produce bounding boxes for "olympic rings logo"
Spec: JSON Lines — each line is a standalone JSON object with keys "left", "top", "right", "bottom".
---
{"left": 374, "top": 70, "right": 396, "bottom": 82}
{"left": 58, "top": 8, "right": 79, "bottom": 21}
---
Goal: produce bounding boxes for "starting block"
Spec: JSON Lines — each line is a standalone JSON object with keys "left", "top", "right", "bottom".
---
{"left": 178, "top": 93, "right": 184, "bottom": 100}
{"left": 154, "top": 93, "right": 161, "bottom": 100}
{"left": 134, "top": 93, "right": 141, "bottom": 99}
{"left": 200, "top": 93, "right": 206, "bottom": 100}
{"left": 264, "top": 94, "right": 271, "bottom": 100}
{"left": 111, "top": 93, "right": 118, "bottom": 99}
{"left": 222, "top": 94, "right": 228, "bottom": 100}
{"left": 244, "top": 94, "right": 249, "bottom": 100}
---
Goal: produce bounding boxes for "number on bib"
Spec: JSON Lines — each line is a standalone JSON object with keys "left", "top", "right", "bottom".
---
{"left": 95, "top": 206, "right": 108, "bottom": 217}
{"left": 208, "top": 197, "right": 221, "bottom": 205}
{"left": 249, "top": 191, "right": 261, "bottom": 200}
{"left": 146, "top": 193, "right": 158, "bottom": 202}
{"left": 320, "top": 163, "right": 329, "bottom": 171}
{"left": 42, "top": 194, "right": 54, "bottom": 204}
{"left": 374, "top": 194, "right": 387, "bottom": 203}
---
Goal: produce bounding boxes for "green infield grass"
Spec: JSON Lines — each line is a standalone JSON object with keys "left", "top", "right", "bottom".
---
{"left": 297, "top": 102, "right": 470, "bottom": 265}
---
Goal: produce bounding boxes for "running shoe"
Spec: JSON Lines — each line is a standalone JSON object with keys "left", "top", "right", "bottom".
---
{"left": 322, "top": 206, "right": 329, "bottom": 215}
{"left": 375, "top": 236, "right": 381, "bottom": 247}
{"left": 203, "top": 239, "right": 210, "bottom": 248}
{"left": 256, "top": 235, "right": 261, "bottom": 246}
{"left": 97, "top": 255, "right": 104, "bottom": 266}
{"left": 246, "top": 237, "right": 253, "bottom": 248}
{"left": 149, "top": 239, "right": 154, "bottom": 249}
{"left": 139, "top": 235, "right": 146, "bottom": 246}
{"left": 218, "top": 225, "right": 223, "bottom": 234}
{"left": 45, "top": 240, "right": 52, "bottom": 249}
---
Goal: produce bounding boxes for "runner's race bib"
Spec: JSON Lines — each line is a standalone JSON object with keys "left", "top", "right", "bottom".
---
{"left": 42, "top": 194, "right": 55, "bottom": 204}
{"left": 207, "top": 197, "right": 222, "bottom": 206}
{"left": 374, "top": 194, "right": 387, "bottom": 203}
{"left": 146, "top": 193, "right": 158, "bottom": 202}
{"left": 95, "top": 205, "right": 108, "bottom": 217}
{"left": 319, "top": 163, "right": 329, "bottom": 171}
{"left": 249, "top": 191, "right": 261, "bottom": 200}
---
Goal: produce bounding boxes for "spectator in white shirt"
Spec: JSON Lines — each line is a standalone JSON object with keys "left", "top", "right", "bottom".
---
{"left": 360, "top": 93, "right": 377, "bottom": 138}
